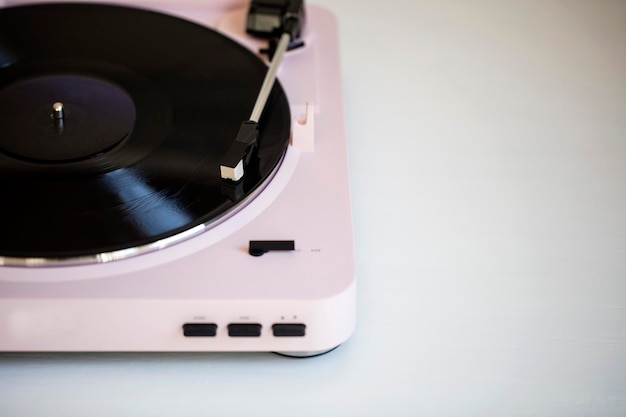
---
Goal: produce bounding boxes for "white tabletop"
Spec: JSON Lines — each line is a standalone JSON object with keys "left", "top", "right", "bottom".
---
{"left": 1, "top": 1, "right": 625, "bottom": 416}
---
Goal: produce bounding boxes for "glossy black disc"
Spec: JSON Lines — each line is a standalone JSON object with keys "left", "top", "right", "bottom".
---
{"left": 0, "top": 3, "right": 291, "bottom": 260}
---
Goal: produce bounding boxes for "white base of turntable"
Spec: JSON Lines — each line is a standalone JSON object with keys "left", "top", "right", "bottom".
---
{"left": 0, "top": 283, "right": 355, "bottom": 354}
{"left": 0, "top": 1, "right": 356, "bottom": 356}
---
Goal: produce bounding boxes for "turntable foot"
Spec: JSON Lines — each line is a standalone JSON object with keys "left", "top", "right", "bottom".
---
{"left": 273, "top": 345, "right": 341, "bottom": 359}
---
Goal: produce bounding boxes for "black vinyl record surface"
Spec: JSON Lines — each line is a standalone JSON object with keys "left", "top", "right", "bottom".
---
{"left": 0, "top": 3, "right": 291, "bottom": 262}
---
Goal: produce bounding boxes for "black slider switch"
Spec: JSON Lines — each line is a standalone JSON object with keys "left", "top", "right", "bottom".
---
{"left": 228, "top": 323, "right": 263, "bottom": 337}
{"left": 272, "top": 323, "right": 306, "bottom": 337}
{"left": 183, "top": 323, "right": 217, "bottom": 337}
{"left": 249, "top": 240, "right": 295, "bottom": 256}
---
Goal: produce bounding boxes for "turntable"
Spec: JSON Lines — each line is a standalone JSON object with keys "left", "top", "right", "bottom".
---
{"left": 0, "top": 0, "right": 355, "bottom": 357}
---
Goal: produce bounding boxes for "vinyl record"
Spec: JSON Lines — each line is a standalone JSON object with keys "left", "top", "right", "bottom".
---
{"left": 0, "top": 3, "right": 291, "bottom": 263}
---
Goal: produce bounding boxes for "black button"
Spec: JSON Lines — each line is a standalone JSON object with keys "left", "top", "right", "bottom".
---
{"left": 228, "top": 323, "right": 262, "bottom": 337}
{"left": 249, "top": 240, "right": 295, "bottom": 256}
{"left": 272, "top": 323, "right": 306, "bottom": 337}
{"left": 183, "top": 323, "right": 217, "bottom": 337}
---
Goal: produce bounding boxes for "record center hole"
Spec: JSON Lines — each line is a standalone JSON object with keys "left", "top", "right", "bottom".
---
{"left": 51, "top": 102, "right": 65, "bottom": 120}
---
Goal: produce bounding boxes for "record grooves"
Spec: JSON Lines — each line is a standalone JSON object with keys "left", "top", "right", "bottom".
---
{"left": 0, "top": 3, "right": 291, "bottom": 263}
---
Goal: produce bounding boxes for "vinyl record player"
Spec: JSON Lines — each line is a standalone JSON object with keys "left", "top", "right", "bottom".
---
{"left": 0, "top": 0, "right": 355, "bottom": 357}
